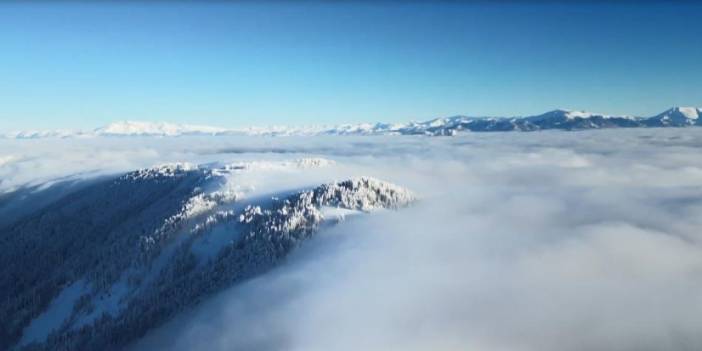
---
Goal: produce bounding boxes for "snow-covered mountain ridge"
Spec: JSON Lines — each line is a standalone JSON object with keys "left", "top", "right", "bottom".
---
{"left": 3, "top": 107, "right": 702, "bottom": 138}
{"left": 95, "top": 121, "right": 228, "bottom": 136}
{"left": 0, "top": 161, "right": 414, "bottom": 350}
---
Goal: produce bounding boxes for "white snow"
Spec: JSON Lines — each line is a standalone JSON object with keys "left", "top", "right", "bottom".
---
{"left": 123, "top": 163, "right": 199, "bottom": 181}
{"left": 181, "top": 191, "right": 239, "bottom": 219}
{"left": 73, "top": 278, "right": 130, "bottom": 330}
{"left": 676, "top": 107, "right": 700, "bottom": 119}
{"left": 427, "top": 118, "right": 448, "bottom": 127}
{"left": 96, "top": 121, "right": 228, "bottom": 137}
{"left": 651, "top": 107, "right": 701, "bottom": 125}
{"left": 239, "top": 205, "right": 263, "bottom": 223}
{"left": 95, "top": 121, "right": 332, "bottom": 137}
{"left": 236, "top": 125, "right": 328, "bottom": 136}
{"left": 559, "top": 109, "right": 635, "bottom": 120}
{"left": 314, "top": 177, "right": 416, "bottom": 212}
{"left": 18, "top": 280, "right": 87, "bottom": 347}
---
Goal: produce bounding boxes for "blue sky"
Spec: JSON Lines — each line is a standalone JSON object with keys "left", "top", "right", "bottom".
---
{"left": 1, "top": 1, "right": 701, "bottom": 130}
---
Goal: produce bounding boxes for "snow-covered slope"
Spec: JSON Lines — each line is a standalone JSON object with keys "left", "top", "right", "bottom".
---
{"left": 643, "top": 107, "right": 702, "bottom": 127}
{"left": 3, "top": 107, "right": 702, "bottom": 139}
{"left": 0, "top": 162, "right": 414, "bottom": 350}
{"left": 517, "top": 109, "right": 641, "bottom": 131}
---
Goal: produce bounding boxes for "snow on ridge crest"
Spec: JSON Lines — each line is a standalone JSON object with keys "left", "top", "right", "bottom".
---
{"left": 237, "top": 176, "right": 415, "bottom": 237}
{"left": 122, "top": 163, "right": 200, "bottom": 181}
{"left": 150, "top": 188, "right": 240, "bottom": 246}
{"left": 313, "top": 176, "right": 416, "bottom": 212}
{"left": 143, "top": 157, "right": 339, "bottom": 247}
{"left": 563, "top": 110, "right": 597, "bottom": 119}
{"left": 674, "top": 107, "right": 700, "bottom": 119}
{"left": 551, "top": 109, "right": 635, "bottom": 120}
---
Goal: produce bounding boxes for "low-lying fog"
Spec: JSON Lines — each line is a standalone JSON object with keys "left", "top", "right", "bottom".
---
{"left": 3, "top": 129, "right": 702, "bottom": 351}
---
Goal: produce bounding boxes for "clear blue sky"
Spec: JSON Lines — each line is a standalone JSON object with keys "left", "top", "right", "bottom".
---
{"left": 1, "top": 1, "right": 701, "bottom": 130}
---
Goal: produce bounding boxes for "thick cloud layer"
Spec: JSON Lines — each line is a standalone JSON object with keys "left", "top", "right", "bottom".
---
{"left": 4, "top": 129, "right": 702, "bottom": 350}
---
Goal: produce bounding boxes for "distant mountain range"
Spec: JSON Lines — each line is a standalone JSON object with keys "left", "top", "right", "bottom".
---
{"left": 4, "top": 107, "right": 701, "bottom": 138}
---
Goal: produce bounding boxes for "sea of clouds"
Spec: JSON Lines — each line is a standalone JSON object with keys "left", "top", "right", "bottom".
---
{"left": 3, "top": 129, "right": 702, "bottom": 351}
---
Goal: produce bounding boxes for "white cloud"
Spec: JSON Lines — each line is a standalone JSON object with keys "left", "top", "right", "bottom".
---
{"left": 5, "top": 129, "right": 702, "bottom": 350}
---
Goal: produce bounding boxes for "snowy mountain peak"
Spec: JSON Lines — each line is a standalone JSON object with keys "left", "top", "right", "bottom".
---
{"left": 646, "top": 106, "right": 702, "bottom": 126}
{"left": 669, "top": 106, "right": 700, "bottom": 119}
{"left": 95, "top": 121, "right": 227, "bottom": 136}
{"left": 563, "top": 110, "right": 596, "bottom": 119}
{"left": 122, "top": 163, "right": 201, "bottom": 181}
